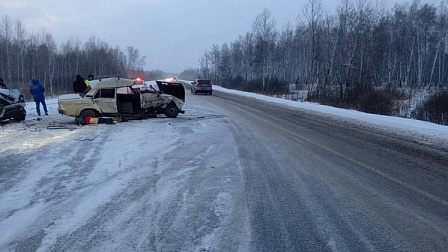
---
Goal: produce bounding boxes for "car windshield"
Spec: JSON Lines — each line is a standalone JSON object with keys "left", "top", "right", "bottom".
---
{"left": 117, "top": 87, "right": 134, "bottom": 94}
{"left": 197, "top": 80, "right": 211, "bottom": 84}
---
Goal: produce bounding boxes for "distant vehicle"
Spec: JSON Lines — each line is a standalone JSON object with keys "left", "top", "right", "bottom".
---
{"left": 134, "top": 77, "right": 144, "bottom": 85}
{"left": 165, "top": 77, "right": 178, "bottom": 82}
{"left": 191, "top": 79, "right": 212, "bottom": 95}
{"left": 58, "top": 78, "right": 185, "bottom": 119}
{"left": 0, "top": 89, "right": 26, "bottom": 121}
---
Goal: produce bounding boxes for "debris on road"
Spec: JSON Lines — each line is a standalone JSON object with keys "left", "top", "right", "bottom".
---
{"left": 47, "top": 125, "right": 77, "bottom": 131}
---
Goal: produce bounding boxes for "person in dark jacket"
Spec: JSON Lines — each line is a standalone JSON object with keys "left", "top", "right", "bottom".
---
{"left": 73, "top": 75, "right": 86, "bottom": 93}
{"left": 0, "top": 78, "right": 7, "bottom": 89}
{"left": 30, "top": 79, "right": 48, "bottom": 116}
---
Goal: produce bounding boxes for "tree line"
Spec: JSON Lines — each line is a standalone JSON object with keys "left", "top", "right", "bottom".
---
{"left": 196, "top": 0, "right": 448, "bottom": 124}
{"left": 0, "top": 15, "right": 151, "bottom": 97}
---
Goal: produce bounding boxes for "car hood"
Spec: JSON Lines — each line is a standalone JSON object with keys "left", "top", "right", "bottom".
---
{"left": 0, "top": 89, "right": 22, "bottom": 104}
{"left": 59, "top": 94, "right": 82, "bottom": 101}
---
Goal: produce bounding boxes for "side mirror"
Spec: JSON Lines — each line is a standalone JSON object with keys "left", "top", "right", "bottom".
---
{"left": 191, "top": 82, "right": 194, "bottom": 85}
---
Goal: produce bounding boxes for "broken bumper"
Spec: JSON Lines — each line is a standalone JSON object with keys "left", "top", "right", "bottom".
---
{"left": 0, "top": 104, "right": 25, "bottom": 120}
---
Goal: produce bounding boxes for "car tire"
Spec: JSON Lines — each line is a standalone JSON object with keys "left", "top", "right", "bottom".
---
{"left": 80, "top": 109, "right": 99, "bottom": 118}
{"left": 13, "top": 109, "right": 26, "bottom": 121}
{"left": 164, "top": 103, "right": 179, "bottom": 118}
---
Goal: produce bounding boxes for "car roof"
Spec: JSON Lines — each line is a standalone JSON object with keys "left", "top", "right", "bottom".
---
{"left": 90, "top": 78, "right": 135, "bottom": 89}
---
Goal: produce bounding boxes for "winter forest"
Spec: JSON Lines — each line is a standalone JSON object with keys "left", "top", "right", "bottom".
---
{"left": 0, "top": 16, "right": 164, "bottom": 98}
{"left": 185, "top": 0, "right": 448, "bottom": 125}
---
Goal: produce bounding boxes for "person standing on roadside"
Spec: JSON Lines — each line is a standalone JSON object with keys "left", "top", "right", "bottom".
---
{"left": 84, "top": 74, "right": 93, "bottom": 93}
{"left": 0, "top": 78, "right": 7, "bottom": 89}
{"left": 73, "top": 75, "right": 86, "bottom": 94}
{"left": 30, "top": 79, "right": 48, "bottom": 116}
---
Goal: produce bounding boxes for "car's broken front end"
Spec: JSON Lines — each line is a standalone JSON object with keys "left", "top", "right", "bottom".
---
{"left": 0, "top": 89, "right": 26, "bottom": 121}
{"left": 139, "top": 80, "right": 186, "bottom": 117}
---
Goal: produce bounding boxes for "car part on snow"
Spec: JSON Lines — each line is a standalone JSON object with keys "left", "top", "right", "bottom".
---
{"left": 76, "top": 115, "right": 116, "bottom": 125}
{"left": 47, "top": 125, "right": 77, "bottom": 130}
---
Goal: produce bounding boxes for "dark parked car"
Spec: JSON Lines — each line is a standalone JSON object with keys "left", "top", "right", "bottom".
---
{"left": 191, "top": 79, "right": 212, "bottom": 95}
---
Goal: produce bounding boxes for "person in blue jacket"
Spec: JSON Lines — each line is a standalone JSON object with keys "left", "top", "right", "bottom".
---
{"left": 30, "top": 79, "right": 48, "bottom": 116}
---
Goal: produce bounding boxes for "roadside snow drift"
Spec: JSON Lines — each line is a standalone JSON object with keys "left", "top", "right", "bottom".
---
{"left": 210, "top": 85, "right": 448, "bottom": 148}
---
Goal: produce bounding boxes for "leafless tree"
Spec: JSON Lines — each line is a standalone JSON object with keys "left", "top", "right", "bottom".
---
{"left": 252, "top": 8, "right": 276, "bottom": 90}
{"left": 0, "top": 15, "right": 146, "bottom": 96}
{"left": 197, "top": 0, "right": 448, "bottom": 101}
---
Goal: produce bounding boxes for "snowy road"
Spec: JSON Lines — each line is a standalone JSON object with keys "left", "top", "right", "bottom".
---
{"left": 1, "top": 89, "right": 448, "bottom": 251}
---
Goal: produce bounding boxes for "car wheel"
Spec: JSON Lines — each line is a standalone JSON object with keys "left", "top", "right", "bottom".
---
{"left": 13, "top": 109, "right": 26, "bottom": 121}
{"left": 80, "top": 109, "right": 99, "bottom": 118}
{"left": 164, "top": 103, "right": 179, "bottom": 118}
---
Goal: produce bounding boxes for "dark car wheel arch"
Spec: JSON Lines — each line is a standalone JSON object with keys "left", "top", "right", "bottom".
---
{"left": 80, "top": 109, "right": 100, "bottom": 118}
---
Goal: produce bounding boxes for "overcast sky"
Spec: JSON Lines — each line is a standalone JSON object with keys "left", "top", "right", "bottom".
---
{"left": 0, "top": 0, "right": 442, "bottom": 73}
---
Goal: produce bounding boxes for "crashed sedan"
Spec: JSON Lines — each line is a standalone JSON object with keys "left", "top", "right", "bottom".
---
{"left": 0, "top": 88, "right": 26, "bottom": 121}
{"left": 58, "top": 78, "right": 185, "bottom": 119}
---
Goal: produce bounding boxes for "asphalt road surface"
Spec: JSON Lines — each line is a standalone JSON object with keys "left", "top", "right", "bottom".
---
{"left": 205, "top": 90, "right": 448, "bottom": 252}
{"left": 1, "top": 89, "right": 447, "bottom": 252}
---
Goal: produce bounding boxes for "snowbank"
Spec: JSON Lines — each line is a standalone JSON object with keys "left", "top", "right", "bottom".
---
{"left": 211, "top": 85, "right": 448, "bottom": 147}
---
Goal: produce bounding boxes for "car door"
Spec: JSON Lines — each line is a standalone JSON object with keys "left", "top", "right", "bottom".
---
{"left": 141, "top": 92, "right": 163, "bottom": 109}
{"left": 93, "top": 88, "right": 118, "bottom": 114}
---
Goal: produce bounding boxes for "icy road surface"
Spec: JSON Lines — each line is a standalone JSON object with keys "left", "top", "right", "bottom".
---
{"left": 1, "top": 91, "right": 448, "bottom": 251}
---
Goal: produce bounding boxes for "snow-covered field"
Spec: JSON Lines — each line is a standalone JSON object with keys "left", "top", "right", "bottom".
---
{"left": 212, "top": 85, "right": 448, "bottom": 149}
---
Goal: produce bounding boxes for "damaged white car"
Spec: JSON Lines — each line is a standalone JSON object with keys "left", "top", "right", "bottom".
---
{"left": 0, "top": 88, "right": 26, "bottom": 121}
{"left": 58, "top": 78, "right": 185, "bottom": 119}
